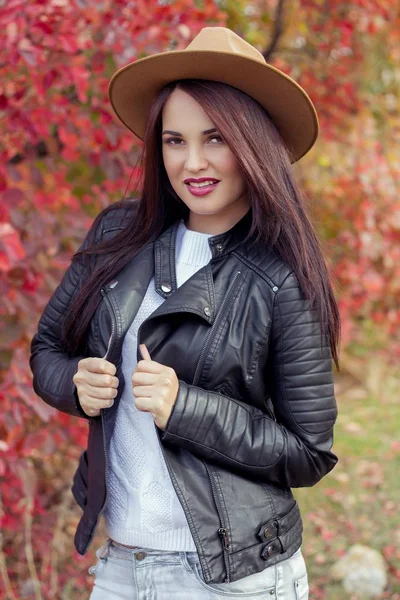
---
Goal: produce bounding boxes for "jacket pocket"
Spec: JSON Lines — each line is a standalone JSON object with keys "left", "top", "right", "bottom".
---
{"left": 71, "top": 450, "right": 89, "bottom": 510}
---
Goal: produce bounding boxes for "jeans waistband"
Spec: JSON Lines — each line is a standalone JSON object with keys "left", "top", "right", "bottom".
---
{"left": 106, "top": 538, "right": 199, "bottom": 561}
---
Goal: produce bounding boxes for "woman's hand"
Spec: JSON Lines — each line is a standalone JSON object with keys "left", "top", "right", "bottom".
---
{"left": 132, "top": 344, "right": 179, "bottom": 430}
{"left": 73, "top": 357, "right": 119, "bottom": 417}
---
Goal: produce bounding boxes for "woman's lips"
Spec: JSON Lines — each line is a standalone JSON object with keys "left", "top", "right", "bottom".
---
{"left": 185, "top": 181, "right": 220, "bottom": 197}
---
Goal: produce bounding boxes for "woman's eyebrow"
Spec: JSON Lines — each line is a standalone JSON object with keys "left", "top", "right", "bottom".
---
{"left": 162, "top": 128, "right": 217, "bottom": 136}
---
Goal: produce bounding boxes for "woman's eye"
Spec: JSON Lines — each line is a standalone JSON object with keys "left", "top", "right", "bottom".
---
{"left": 165, "top": 137, "right": 183, "bottom": 145}
{"left": 209, "top": 135, "right": 223, "bottom": 143}
{"left": 164, "top": 135, "right": 223, "bottom": 145}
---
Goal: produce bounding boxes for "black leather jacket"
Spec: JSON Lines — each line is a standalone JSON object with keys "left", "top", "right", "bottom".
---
{"left": 30, "top": 200, "right": 338, "bottom": 584}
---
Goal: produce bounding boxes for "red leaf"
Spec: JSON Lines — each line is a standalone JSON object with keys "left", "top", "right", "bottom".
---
{"left": 0, "top": 223, "right": 26, "bottom": 271}
{"left": 0, "top": 94, "right": 8, "bottom": 110}
{"left": 2, "top": 187, "right": 25, "bottom": 207}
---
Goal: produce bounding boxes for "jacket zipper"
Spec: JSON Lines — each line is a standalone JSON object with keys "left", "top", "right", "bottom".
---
{"left": 203, "top": 462, "right": 231, "bottom": 582}
{"left": 100, "top": 289, "right": 116, "bottom": 361}
{"left": 83, "top": 288, "right": 116, "bottom": 554}
{"left": 192, "top": 270, "right": 242, "bottom": 387}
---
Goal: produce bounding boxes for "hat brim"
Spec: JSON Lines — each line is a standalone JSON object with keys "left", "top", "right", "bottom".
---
{"left": 108, "top": 50, "right": 319, "bottom": 163}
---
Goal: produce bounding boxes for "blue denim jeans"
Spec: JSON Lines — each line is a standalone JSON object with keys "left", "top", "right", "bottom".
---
{"left": 88, "top": 538, "right": 308, "bottom": 599}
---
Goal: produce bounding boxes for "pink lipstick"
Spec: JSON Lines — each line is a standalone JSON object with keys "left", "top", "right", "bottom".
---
{"left": 184, "top": 177, "right": 220, "bottom": 197}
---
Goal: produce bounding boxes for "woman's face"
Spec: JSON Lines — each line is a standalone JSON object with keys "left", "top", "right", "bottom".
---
{"left": 161, "top": 88, "right": 250, "bottom": 234}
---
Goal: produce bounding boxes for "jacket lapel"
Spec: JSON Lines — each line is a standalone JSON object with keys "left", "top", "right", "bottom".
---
{"left": 103, "top": 220, "right": 216, "bottom": 350}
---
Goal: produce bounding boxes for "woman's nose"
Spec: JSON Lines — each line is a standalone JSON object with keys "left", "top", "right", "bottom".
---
{"left": 184, "top": 146, "right": 208, "bottom": 172}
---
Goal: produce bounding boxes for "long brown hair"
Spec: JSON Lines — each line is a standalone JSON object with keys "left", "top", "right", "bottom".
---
{"left": 63, "top": 79, "right": 340, "bottom": 368}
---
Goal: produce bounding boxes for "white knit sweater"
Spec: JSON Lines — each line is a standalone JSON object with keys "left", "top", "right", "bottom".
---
{"left": 104, "top": 219, "right": 213, "bottom": 550}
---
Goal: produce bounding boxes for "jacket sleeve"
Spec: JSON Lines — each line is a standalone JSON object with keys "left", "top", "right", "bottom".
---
{"left": 161, "top": 272, "right": 338, "bottom": 488}
{"left": 29, "top": 225, "right": 99, "bottom": 419}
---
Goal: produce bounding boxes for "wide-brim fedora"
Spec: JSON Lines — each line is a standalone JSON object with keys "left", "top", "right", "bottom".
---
{"left": 108, "top": 27, "right": 319, "bottom": 163}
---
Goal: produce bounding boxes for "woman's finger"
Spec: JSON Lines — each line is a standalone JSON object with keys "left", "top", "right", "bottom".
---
{"left": 77, "top": 371, "right": 119, "bottom": 388}
{"left": 136, "top": 359, "right": 163, "bottom": 373}
{"left": 79, "top": 396, "right": 114, "bottom": 414}
{"left": 87, "top": 409, "right": 101, "bottom": 416}
{"left": 74, "top": 367, "right": 118, "bottom": 387}
{"left": 78, "top": 357, "right": 116, "bottom": 376}
{"left": 132, "top": 371, "right": 156, "bottom": 385}
{"left": 134, "top": 396, "right": 152, "bottom": 412}
{"left": 133, "top": 385, "right": 153, "bottom": 398}
{"left": 140, "top": 344, "right": 151, "bottom": 360}
{"left": 83, "top": 386, "right": 118, "bottom": 400}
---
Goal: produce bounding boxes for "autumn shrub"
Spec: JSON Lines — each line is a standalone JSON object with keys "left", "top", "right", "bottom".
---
{"left": 0, "top": 0, "right": 399, "bottom": 597}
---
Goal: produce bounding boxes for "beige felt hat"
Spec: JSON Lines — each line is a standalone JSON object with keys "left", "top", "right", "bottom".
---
{"left": 108, "top": 27, "right": 319, "bottom": 163}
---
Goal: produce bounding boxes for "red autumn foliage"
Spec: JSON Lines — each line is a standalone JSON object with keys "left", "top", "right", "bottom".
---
{"left": 0, "top": 0, "right": 399, "bottom": 597}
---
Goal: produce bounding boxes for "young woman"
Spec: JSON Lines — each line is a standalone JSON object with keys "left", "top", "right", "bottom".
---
{"left": 30, "top": 27, "right": 339, "bottom": 599}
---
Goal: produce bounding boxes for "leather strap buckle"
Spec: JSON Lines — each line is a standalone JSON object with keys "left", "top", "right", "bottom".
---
{"left": 260, "top": 537, "right": 284, "bottom": 560}
{"left": 257, "top": 520, "right": 279, "bottom": 543}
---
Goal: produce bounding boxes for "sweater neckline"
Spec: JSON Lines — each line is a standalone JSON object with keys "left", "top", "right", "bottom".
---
{"left": 178, "top": 219, "right": 214, "bottom": 237}
{"left": 176, "top": 219, "right": 213, "bottom": 268}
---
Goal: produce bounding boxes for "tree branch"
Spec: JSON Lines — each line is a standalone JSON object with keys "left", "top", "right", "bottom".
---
{"left": 263, "top": 0, "right": 286, "bottom": 62}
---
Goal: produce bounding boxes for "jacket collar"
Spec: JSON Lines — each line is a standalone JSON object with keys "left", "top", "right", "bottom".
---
{"left": 102, "top": 207, "right": 254, "bottom": 350}
{"left": 154, "top": 208, "right": 253, "bottom": 299}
